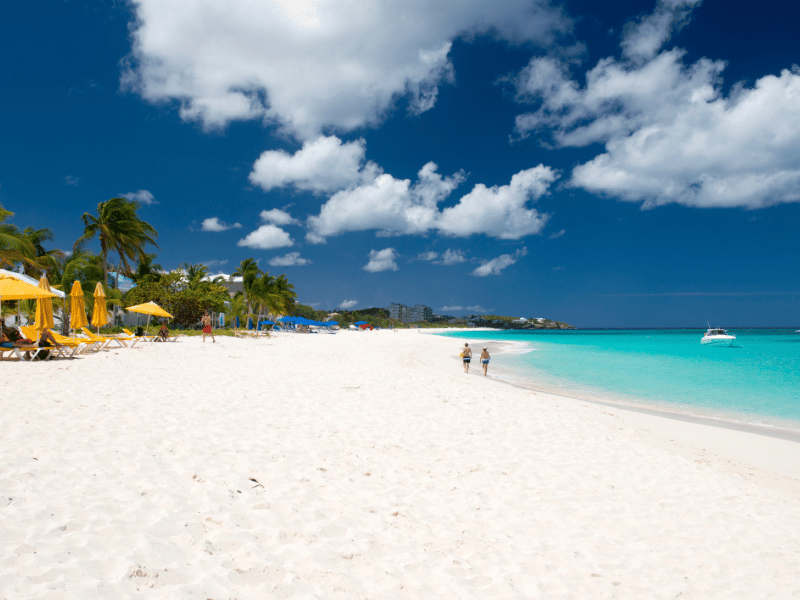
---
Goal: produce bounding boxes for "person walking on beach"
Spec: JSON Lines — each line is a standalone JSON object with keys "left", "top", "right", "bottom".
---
{"left": 201, "top": 310, "right": 215, "bottom": 343}
{"left": 461, "top": 342, "right": 472, "bottom": 373}
{"left": 480, "top": 347, "right": 490, "bottom": 376}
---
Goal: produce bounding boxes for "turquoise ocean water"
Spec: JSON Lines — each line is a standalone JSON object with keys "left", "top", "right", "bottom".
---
{"left": 439, "top": 329, "right": 800, "bottom": 434}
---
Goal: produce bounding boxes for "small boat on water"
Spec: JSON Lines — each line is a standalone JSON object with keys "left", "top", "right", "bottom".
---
{"left": 701, "top": 327, "right": 736, "bottom": 347}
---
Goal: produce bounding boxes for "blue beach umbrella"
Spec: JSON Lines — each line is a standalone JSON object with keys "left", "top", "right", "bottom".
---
{"left": 236, "top": 315, "right": 240, "bottom": 328}
{"left": 354, "top": 321, "right": 368, "bottom": 325}
{"left": 247, "top": 317, "right": 253, "bottom": 330}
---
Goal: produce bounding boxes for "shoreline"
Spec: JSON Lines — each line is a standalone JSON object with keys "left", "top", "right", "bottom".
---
{"left": 424, "top": 328, "right": 800, "bottom": 481}
{"left": 3, "top": 329, "right": 800, "bottom": 597}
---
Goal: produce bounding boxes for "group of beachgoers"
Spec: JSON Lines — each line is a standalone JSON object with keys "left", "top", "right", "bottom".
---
{"left": 460, "top": 342, "right": 490, "bottom": 376}
{"left": 0, "top": 324, "right": 61, "bottom": 360}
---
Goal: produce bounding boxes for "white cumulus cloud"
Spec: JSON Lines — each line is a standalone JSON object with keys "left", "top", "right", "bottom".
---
{"left": 472, "top": 247, "right": 528, "bottom": 277}
{"left": 237, "top": 224, "right": 293, "bottom": 249}
{"left": 250, "top": 136, "right": 375, "bottom": 193}
{"left": 438, "top": 249, "right": 467, "bottom": 265}
{"left": 363, "top": 248, "right": 399, "bottom": 272}
{"left": 339, "top": 299, "right": 358, "bottom": 309}
{"left": 202, "top": 217, "right": 243, "bottom": 232}
{"left": 123, "top": 0, "right": 569, "bottom": 139}
{"left": 440, "top": 305, "right": 463, "bottom": 311}
{"left": 512, "top": 0, "right": 800, "bottom": 209}
{"left": 548, "top": 229, "right": 565, "bottom": 239}
{"left": 620, "top": 0, "right": 702, "bottom": 62}
{"left": 307, "top": 163, "right": 555, "bottom": 242}
{"left": 259, "top": 209, "right": 299, "bottom": 226}
{"left": 418, "top": 251, "right": 438, "bottom": 261}
{"left": 268, "top": 252, "right": 311, "bottom": 267}
{"left": 123, "top": 189, "right": 158, "bottom": 205}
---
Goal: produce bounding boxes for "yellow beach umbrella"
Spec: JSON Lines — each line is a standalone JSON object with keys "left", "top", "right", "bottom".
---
{"left": 69, "top": 280, "right": 88, "bottom": 330}
{"left": 126, "top": 301, "right": 173, "bottom": 335}
{"left": 0, "top": 273, "right": 55, "bottom": 330}
{"left": 91, "top": 282, "right": 108, "bottom": 331}
{"left": 0, "top": 273, "right": 57, "bottom": 301}
{"left": 34, "top": 275, "right": 55, "bottom": 332}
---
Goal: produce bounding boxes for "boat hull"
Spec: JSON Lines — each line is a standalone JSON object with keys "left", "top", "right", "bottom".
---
{"left": 701, "top": 337, "right": 735, "bottom": 347}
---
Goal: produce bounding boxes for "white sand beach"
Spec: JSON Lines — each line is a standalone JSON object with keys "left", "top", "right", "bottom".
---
{"left": 2, "top": 330, "right": 800, "bottom": 599}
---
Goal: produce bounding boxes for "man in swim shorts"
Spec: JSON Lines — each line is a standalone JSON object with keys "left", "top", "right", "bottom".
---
{"left": 461, "top": 342, "right": 472, "bottom": 373}
{"left": 480, "top": 347, "right": 490, "bottom": 376}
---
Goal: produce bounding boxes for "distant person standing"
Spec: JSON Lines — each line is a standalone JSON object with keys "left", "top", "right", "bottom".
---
{"left": 480, "top": 347, "right": 490, "bottom": 376}
{"left": 201, "top": 311, "right": 215, "bottom": 343}
{"left": 461, "top": 342, "right": 472, "bottom": 373}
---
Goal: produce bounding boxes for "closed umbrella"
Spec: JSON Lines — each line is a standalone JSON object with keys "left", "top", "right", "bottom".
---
{"left": 34, "top": 275, "right": 55, "bottom": 332}
{"left": 126, "top": 301, "right": 173, "bottom": 336}
{"left": 69, "top": 280, "right": 88, "bottom": 331}
{"left": 91, "top": 282, "right": 108, "bottom": 332}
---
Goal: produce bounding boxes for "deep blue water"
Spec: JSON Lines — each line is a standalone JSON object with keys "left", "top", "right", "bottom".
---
{"left": 439, "top": 329, "right": 800, "bottom": 431}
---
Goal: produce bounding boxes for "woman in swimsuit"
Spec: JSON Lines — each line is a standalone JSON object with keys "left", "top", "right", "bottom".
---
{"left": 480, "top": 347, "right": 490, "bottom": 377}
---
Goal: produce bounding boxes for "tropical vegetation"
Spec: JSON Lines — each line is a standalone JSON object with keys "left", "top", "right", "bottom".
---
{"left": 0, "top": 200, "right": 300, "bottom": 332}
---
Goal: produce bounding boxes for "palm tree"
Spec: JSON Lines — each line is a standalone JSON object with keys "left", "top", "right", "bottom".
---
{"left": 231, "top": 258, "right": 261, "bottom": 321}
{"left": 0, "top": 203, "right": 37, "bottom": 269}
{"left": 23, "top": 226, "right": 66, "bottom": 278}
{"left": 74, "top": 197, "right": 158, "bottom": 289}
{"left": 132, "top": 253, "right": 163, "bottom": 283}
{"left": 182, "top": 262, "right": 210, "bottom": 291}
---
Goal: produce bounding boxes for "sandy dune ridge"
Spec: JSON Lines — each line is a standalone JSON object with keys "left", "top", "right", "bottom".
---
{"left": 1, "top": 330, "right": 799, "bottom": 599}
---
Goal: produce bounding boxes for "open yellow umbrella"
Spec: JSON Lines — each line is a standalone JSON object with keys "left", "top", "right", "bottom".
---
{"left": 91, "top": 282, "right": 108, "bottom": 332}
{"left": 69, "top": 280, "right": 88, "bottom": 331}
{"left": 0, "top": 273, "right": 55, "bottom": 331}
{"left": 0, "top": 273, "right": 57, "bottom": 301}
{"left": 34, "top": 275, "right": 56, "bottom": 332}
{"left": 126, "top": 301, "right": 173, "bottom": 335}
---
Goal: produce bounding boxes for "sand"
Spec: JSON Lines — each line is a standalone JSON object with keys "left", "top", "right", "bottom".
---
{"left": 2, "top": 329, "right": 799, "bottom": 599}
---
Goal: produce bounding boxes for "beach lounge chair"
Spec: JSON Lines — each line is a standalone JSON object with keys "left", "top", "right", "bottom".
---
{"left": 81, "top": 327, "right": 126, "bottom": 349}
{"left": 0, "top": 340, "right": 53, "bottom": 362}
{"left": 124, "top": 328, "right": 155, "bottom": 343}
{"left": 20, "top": 326, "right": 88, "bottom": 358}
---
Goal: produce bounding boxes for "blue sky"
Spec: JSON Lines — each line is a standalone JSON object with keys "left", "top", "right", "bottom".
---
{"left": 2, "top": 0, "right": 799, "bottom": 327}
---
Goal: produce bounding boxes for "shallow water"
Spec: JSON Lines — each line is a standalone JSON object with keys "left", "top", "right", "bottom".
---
{"left": 439, "top": 329, "right": 800, "bottom": 433}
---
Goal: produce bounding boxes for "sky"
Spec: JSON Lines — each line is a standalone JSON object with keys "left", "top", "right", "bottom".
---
{"left": 1, "top": 0, "right": 799, "bottom": 327}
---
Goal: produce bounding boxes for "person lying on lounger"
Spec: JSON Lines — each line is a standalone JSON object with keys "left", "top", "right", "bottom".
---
{"left": 156, "top": 322, "right": 169, "bottom": 341}
{"left": 33, "top": 328, "right": 62, "bottom": 360}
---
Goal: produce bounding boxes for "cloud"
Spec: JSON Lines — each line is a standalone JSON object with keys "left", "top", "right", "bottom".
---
{"left": 250, "top": 136, "right": 375, "bottom": 193}
{"left": 472, "top": 247, "right": 528, "bottom": 277}
{"left": 620, "top": 0, "right": 702, "bottom": 62}
{"left": 548, "top": 229, "right": 565, "bottom": 239}
{"left": 202, "top": 217, "right": 243, "bottom": 232}
{"left": 123, "top": 0, "right": 569, "bottom": 139}
{"left": 440, "top": 305, "right": 463, "bottom": 311}
{"left": 466, "top": 305, "right": 489, "bottom": 312}
{"left": 363, "top": 248, "right": 399, "bottom": 272}
{"left": 418, "top": 251, "right": 438, "bottom": 261}
{"left": 307, "top": 162, "right": 555, "bottom": 242}
{"left": 201, "top": 259, "right": 229, "bottom": 267}
{"left": 511, "top": 2, "right": 800, "bottom": 210}
{"left": 268, "top": 252, "right": 311, "bottom": 266}
{"left": 123, "top": 189, "right": 158, "bottom": 205}
{"left": 237, "top": 224, "right": 294, "bottom": 249}
{"left": 552, "top": 266, "right": 565, "bottom": 270}
{"left": 339, "top": 299, "right": 358, "bottom": 309}
{"left": 259, "top": 209, "right": 299, "bottom": 226}
{"left": 438, "top": 249, "right": 467, "bottom": 265}
{"left": 65, "top": 176, "right": 80, "bottom": 186}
